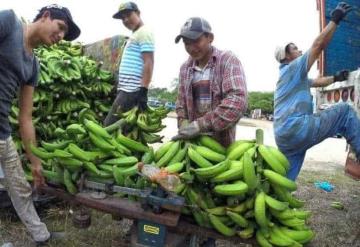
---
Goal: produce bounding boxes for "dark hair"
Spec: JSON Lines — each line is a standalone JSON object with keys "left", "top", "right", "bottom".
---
{"left": 33, "top": 8, "right": 67, "bottom": 23}
{"left": 285, "top": 43, "right": 294, "bottom": 55}
{"left": 280, "top": 43, "right": 294, "bottom": 63}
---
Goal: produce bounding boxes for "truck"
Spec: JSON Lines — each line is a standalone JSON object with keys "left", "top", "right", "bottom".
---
{"left": 315, "top": 0, "right": 360, "bottom": 179}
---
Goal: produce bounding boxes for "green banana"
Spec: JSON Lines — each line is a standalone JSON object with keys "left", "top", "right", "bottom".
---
{"left": 84, "top": 119, "right": 111, "bottom": 139}
{"left": 30, "top": 144, "right": 55, "bottom": 160}
{"left": 192, "top": 159, "right": 230, "bottom": 178}
{"left": 226, "top": 211, "right": 248, "bottom": 228}
{"left": 192, "top": 145, "right": 226, "bottom": 162}
{"left": 205, "top": 206, "right": 227, "bottom": 216}
{"left": 254, "top": 192, "right": 268, "bottom": 229}
{"left": 265, "top": 194, "right": 289, "bottom": 211}
{"left": 210, "top": 165, "right": 243, "bottom": 183}
{"left": 198, "top": 135, "right": 226, "bottom": 154}
{"left": 156, "top": 141, "right": 180, "bottom": 167}
{"left": 165, "top": 162, "right": 184, "bottom": 173}
{"left": 208, "top": 214, "right": 236, "bottom": 237}
{"left": 40, "top": 140, "right": 71, "bottom": 152}
{"left": 267, "top": 145, "right": 290, "bottom": 171}
{"left": 154, "top": 141, "right": 173, "bottom": 161}
{"left": 116, "top": 133, "right": 149, "bottom": 153}
{"left": 213, "top": 181, "right": 248, "bottom": 196}
{"left": 168, "top": 143, "right": 188, "bottom": 165}
{"left": 263, "top": 169, "right": 297, "bottom": 191}
{"left": 187, "top": 146, "right": 213, "bottom": 168}
{"left": 104, "top": 156, "right": 138, "bottom": 166}
{"left": 258, "top": 145, "right": 287, "bottom": 175}
{"left": 89, "top": 132, "right": 116, "bottom": 151}
{"left": 243, "top": 151, "right": 258, "bottom": 191}
{"left": 227, "top": 141, "right": 255, "bottom": 159}
{"left": 256, "top": 230, "right": 273, "bottom": 247}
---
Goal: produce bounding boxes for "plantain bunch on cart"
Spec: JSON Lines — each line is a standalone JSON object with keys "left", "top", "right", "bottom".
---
{"left": 149, "top": 129, "right": 314, "bottom": 247}
{"left": 25, "top": 116, "right": 151, "bottom": 196}
{"left": 116, "top": 105, "right": 169, "bottom": 144}
{"left": 9, "top": 40, "right": 116, "bottom": 150}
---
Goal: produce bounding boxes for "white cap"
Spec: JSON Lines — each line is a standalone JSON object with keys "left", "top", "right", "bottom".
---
{"left": 274, "top": 42, "right": 291, "bottom": 63}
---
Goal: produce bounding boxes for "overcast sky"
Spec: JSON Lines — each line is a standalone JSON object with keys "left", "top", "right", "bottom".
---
{"left": 3, "top": 0, "right": 320, "bottom": 92}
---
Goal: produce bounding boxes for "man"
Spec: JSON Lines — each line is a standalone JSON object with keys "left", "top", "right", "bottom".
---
{"left": 273, "top": 2, "right": 359, "bottom": 180}
{"left": 0, "top": 4, "right": 80, "bottom": 244}
{"left": 104, "top": 1, "right": 154, "bottom": 126}
{"left": 172, "top": 17, "right": 247, "bottom": 147}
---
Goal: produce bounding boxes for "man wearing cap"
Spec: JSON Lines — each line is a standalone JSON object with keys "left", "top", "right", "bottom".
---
{"left": 273, "top": 2, "right": 360, "bottom": 180}
{"left": 0, "top": 4, "right": 80, "bottom": 244}
{"left": 104, "top": 1, "right": 154, "bottom": 126}
{"left": 172, "top": 17, "right": 247, "bottom": 147}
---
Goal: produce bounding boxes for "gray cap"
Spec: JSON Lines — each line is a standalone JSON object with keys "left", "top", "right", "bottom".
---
{"left": 113, "top": 2, "right": 139, "bottom": 19}
{"left": 175, "top": 17, "right": 212, "bottom": 43}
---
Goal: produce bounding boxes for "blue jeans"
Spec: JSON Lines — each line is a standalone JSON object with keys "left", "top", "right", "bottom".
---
{"left": 277, "top": 103, "right": 360, "bottom": 180}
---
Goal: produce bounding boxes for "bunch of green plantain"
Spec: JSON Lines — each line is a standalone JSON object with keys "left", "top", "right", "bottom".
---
{"left": 10, "top": 40, "right": 118, "bottom": 148}
{"left": 27, "top": 117, "right": 152, "bottom": 195}
{"left": 114, "top": 105, "right": 169, "bottom": 144}
{"left": 151, "top": 130, "right": 314, "bottom": 246}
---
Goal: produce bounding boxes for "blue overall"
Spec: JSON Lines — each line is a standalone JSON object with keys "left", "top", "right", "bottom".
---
{"left": 274, "top": 51, "right": 360, "bottom": 180}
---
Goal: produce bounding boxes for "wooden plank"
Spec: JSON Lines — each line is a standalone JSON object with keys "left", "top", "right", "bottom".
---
{"left": 41, "top": 186, "right": 180, "bottom": 227}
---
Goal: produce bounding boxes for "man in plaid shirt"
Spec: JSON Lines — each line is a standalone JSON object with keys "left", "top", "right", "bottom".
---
{"left": 172, "top": 17, "right": 247, "bottom": 147}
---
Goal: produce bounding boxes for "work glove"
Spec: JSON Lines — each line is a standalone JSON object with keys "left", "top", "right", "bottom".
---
{"left": 334, "top": 70, "right": 350, "bottom": 82}
{"left": 330, "top": 2, "right": 352, "bottom": 25}
{"left": 172, "top": 121, "right": 200, "bottom": 141}
{"left": 137, "top": 87, "right": 148, "bottom": 111}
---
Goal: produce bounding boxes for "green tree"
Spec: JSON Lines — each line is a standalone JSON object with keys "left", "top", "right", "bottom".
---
{"left": 247, "top": 91, "right": 274, "bottom": 114}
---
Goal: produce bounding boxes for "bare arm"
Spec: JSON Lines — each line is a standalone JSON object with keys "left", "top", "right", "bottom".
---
{"left": 307, "top": 21, "right": 337, "bottom": 72}
{"left": 311, "top": 76, "right": 334, "bottom": 87}
{"left": 141, "top": 52, "right": 154, "bottom": 88}
{"left": 19, "top": 85, "right": 45, "bottom": 188}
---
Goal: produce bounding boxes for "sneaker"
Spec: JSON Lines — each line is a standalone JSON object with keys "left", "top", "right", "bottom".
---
{"left": 35, "top": 232, "right": 66, "bottom": 246}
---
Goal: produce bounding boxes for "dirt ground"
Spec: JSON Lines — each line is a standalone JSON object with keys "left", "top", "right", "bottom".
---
{"left": 0, "top": 117, "right": 359, "bottom": 247}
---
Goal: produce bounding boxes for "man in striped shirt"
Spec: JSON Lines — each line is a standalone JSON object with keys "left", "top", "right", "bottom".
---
{"left": 105, "top": 2, "right": 154, "bottom": 126}
{"left": 172, "top": 17, "right": 247, "bottom": 147}
{"left": 273, "top": 2, "right": 358, "bottom": 180}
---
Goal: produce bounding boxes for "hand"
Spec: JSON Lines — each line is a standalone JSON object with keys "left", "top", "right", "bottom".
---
{"left": 334, "top": 70, "right": 350, "bottom": 82}
{"left": 172, "top": 121, "right": 200, "bottom": 141}
{"left": 31, "top": 165, "right": 46, "bottom": 191}
{"left": 330, "top": 2, "right": 352, "bottom": 25}
{"left": 137, "top": 87, "right": 148, "bottom": 111}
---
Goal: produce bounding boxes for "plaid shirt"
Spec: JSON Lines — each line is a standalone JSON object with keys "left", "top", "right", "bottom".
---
{"left": 176, "top": 46, "right": 247, "bottom": 147}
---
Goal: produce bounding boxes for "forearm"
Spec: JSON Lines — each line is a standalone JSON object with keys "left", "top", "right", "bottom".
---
{"left": 141, "top": 54, "right": 154, "bottom": 88}
{"left": 311, "top": 76, "right": 334, "bottom": 87}
{"left": 19, "top": 117, "right": 41, "bottom": 167}
{"left": 198, "top": 92, "right": 247, "bottom": 132}
{"left": 308, "top": 22, "right": 337, "bottom": 70}
{"left": 141, "top": 65, "right": 153, "bottom": 88}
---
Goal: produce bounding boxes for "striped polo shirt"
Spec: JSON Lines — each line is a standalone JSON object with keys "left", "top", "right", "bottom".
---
{"left": 118, "top": 25, "right": 154, "bottom": 92}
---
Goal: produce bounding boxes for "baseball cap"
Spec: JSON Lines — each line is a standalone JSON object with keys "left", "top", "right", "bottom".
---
{"left": 175, "top": 17, "right": 212, "bottom": 43}
{"left": 113, "top": 2, "right": 139, "bottom": 19}
{"left": 38, "top": 4, "right": 81, "bottom": 41}
{"left": 274, "top": 42, "right": 292, "bottom": 63}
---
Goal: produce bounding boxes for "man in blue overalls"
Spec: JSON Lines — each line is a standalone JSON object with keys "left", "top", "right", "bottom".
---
{"left": 273, "top": 2, "right": 358, "bottom": 180}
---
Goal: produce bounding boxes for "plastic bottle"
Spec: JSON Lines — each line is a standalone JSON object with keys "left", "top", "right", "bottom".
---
{"left": 138, "top": 163, "right": 181, "bottom": 192}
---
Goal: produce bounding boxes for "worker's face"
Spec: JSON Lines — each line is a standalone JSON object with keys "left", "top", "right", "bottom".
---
{"left": 286, "top": 43, "right": 302, "bottom": 62}
{"left": 121, "top": 10, "right": 141, "bottom": 31}
{"left": 183, "top": 33, "right": 213, "bottom": 62}
{"left": 38, "top": 11, "right": 68, "bottom": 45}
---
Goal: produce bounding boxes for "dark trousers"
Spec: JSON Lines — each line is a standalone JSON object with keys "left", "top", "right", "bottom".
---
{"left": 104, "top": 90, "right": 138, "bottom": 126}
